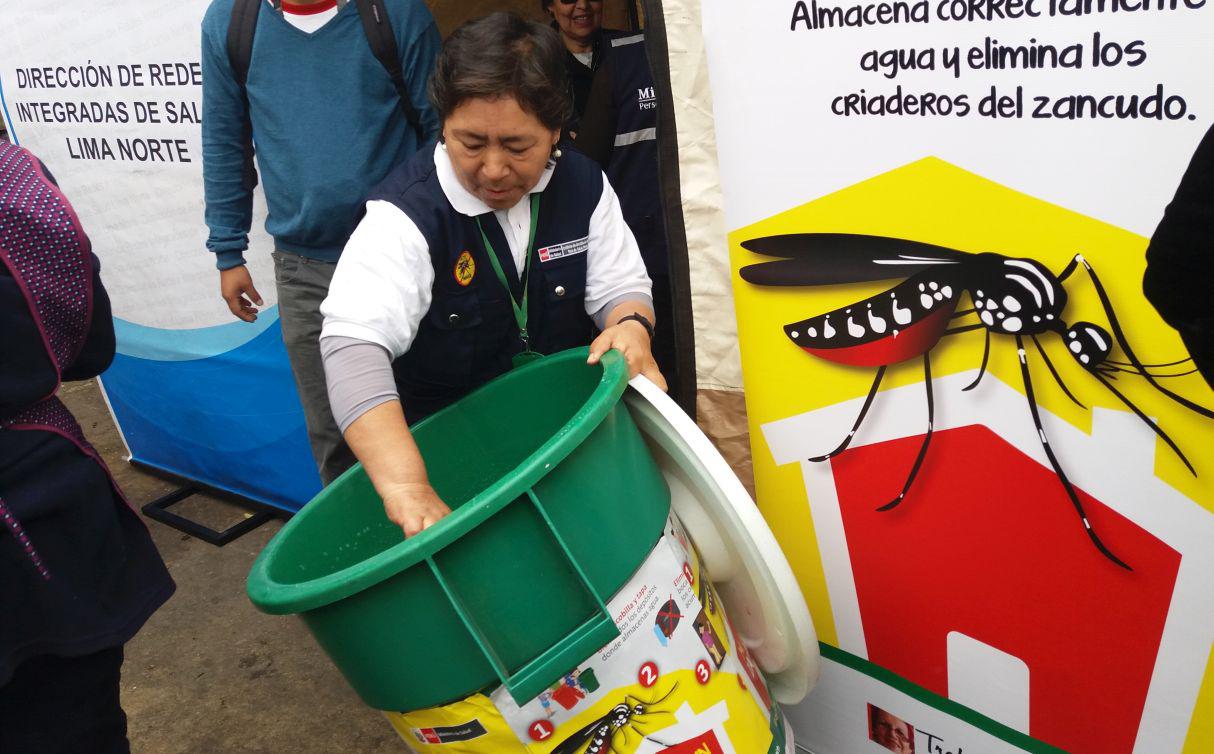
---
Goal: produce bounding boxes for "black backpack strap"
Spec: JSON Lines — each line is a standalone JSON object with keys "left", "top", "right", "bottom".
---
{"left": 226, "top": 0, "right": 263, "bottom": 191}
{"left": 226, "top": 0, "right": 262, "bottom": 87}
{"left": 353, "top": 0, "right": 425, "bottom": 142}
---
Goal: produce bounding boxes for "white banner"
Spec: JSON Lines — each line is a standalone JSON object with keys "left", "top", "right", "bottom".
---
{"left": 702, "top": 0, "right": 1214, "bottom": 235}
{"left": 1, "top": 2, "right": 318, "bottom": 509}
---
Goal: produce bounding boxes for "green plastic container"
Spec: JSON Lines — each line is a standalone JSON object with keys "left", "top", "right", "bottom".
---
{"left": 247, "top": 348, "right": 670, "bottom": 712}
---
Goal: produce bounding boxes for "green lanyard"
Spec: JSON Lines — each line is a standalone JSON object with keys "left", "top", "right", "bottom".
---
{"left": 475, "top": 193, "right": 543, "bottom": 365}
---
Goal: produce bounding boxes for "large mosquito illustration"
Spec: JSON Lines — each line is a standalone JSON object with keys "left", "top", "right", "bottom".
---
{"left": 550, "top": 683, "right": 679, "bottom": 754}
{"left": 740, "top": 233, "right": 1214, "bottom": 570}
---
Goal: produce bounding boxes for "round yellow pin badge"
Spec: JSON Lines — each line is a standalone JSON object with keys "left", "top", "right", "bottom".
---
{"left": 454, "top": 250, "right": 476, "bottom": 286}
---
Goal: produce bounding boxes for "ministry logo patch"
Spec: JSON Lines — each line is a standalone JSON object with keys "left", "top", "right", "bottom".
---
{"left": 538, "top": 236, "right": 589, "bottom": 263}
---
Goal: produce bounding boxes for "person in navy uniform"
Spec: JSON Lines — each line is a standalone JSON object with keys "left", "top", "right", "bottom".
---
{"left": 576, "top": 31, "right": 682, "bottom": 401}
{"left": 320, "top": 12, "right": 664, "bottom": 537}
{"left": 540, "top": 0, "right": 623, "bottom": 132}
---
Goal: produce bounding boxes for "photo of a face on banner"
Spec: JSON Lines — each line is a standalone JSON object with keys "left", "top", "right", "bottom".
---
{"left": 868, "top": 704, "right": 915, "bottom": 754}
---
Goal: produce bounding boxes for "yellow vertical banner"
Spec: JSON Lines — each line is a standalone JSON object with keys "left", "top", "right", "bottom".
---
{"left": 685, "top": 1, "right": 1214, "bottom": 751}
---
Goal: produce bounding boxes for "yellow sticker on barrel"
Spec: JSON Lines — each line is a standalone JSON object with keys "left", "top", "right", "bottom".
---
{"left": 387, "top": 515, "right": 785, "bottom": 753}
{"left": 384, "top": 695, "right": 525, "bottom": 753}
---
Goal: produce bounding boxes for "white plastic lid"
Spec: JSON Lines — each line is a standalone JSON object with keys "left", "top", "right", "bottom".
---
{"left": 624, "top": 376, "right": 821, "bottom": 705}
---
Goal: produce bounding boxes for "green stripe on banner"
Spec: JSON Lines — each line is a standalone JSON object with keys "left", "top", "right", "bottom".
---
{"left": 818, "top": 643, "right": 1066, "bottom": 754}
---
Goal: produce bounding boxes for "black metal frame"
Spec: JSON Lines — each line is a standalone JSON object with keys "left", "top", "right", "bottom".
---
{"left": 132, "top": 460, "right": 284, "bottom": 546}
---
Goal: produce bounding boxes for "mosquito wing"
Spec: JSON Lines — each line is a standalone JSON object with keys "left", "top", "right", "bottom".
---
{"left": 740, "top": 233, "right": 969, "bottom": 287}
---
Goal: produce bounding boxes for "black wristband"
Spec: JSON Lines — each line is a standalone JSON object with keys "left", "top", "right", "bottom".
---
{"left": 618, "top": 312, "right": 655, "bottom": 341}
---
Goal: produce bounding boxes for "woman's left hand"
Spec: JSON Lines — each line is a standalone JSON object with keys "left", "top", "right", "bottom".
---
{"left": 588, "top": 319, "right": 668, "bottom": 391}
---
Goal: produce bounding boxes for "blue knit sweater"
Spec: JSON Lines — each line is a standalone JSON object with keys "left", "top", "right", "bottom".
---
{"left": 201, "top": 0, "right": 440, "bottom": 268}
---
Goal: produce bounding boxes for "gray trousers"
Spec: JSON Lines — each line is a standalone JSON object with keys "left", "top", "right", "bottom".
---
{"left": 272, "top": 251, "right": 357, "bottom": 485}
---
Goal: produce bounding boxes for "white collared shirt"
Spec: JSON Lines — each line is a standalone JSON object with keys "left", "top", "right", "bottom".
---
{"left": 320, "top": 144, "right": 652, "bottom": 358}
{"left": 434, "top": 140, "right": 557, "bottom": 277}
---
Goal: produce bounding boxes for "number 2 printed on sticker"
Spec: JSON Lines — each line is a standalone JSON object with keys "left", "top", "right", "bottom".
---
{"left": 638, "top": 661, "right": 659, "bottom": 688}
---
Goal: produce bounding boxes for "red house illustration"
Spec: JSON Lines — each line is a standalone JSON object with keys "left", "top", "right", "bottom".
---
{"left": 763, "top": 371, "right": 1214, "bottom": 754}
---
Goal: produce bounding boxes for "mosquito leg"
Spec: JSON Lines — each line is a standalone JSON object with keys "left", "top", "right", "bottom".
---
{"left": 1156, "top": 368, "right": 1201, "bottom": 378}
{"left": 1034, "top": 335, "right": 1086, "bottom": 409}
{"left": 963, "top": 328, "right": 991, "bottom": 392}
{"left": 877, "top": 354, "right": 934, "bottom": 512}
{"left": 1016, "top": 335, "right": 1131, "bottom": 570}
{"left": 1092, "top": 370, "right": 1196, "bottom": 475}
{"left": 1057, "top": 254, "right": 1082, "bottom": 282}
{"left": 614, "top": 724, "right": 633, "bottom": 752}
{"left": 648, "top": 683, "right": 680, "bottom": 706}
{"left": 1075, "top": 255, "right": 1214, "bottom": 419}
{"left": 808, "top": 366, "right": 886, "bottom": 462}
{"left": 630, "top": 724, "right": 673, "bottom": 750}
{"left": 1113, "top": 365, "right": 1201, "bottom": 378}
{"left": 631, "top": 713, "right": 679, "bottom": 747}
{"left": 1108, "top": 356, "right": 1193, "bottom": 369}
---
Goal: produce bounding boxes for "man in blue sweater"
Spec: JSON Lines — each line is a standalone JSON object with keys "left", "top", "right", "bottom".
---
{"left": 201, "top": 0, "right": 440, "bottom": 484}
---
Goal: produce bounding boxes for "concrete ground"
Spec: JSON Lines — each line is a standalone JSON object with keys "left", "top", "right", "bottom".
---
{"left": 61, "top": 379, "right": 407, "bottom": 754}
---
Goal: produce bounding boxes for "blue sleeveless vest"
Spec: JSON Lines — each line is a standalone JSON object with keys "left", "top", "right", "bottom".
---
{"left": 603, "top": 33, "right": 667, "bottom": 275}
{"left": 367, "top": 145, "right": 600, "bottom": 422}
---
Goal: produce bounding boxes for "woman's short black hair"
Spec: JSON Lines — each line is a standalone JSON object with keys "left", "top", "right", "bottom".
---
{"left": 429, "top": 12, "right": 572, "bottom": 132}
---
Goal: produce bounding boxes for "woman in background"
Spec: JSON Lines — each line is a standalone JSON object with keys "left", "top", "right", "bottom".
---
{"left": 0, "top": 142, "right": 174, "bottom": 753}
{"left": 541, "top": 0, "right": 622, "bottom": 131}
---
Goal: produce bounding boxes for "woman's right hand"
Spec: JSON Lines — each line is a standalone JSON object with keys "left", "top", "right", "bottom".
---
{"left": 381, "top": 482, "right": 452, "bottom": 537}
{"left": 339, "top": 400, "right": 450, "bottom": 538}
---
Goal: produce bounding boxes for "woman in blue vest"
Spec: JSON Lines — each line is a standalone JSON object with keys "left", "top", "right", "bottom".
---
{"left": 320, "top": 12, "right": 663, "bottom": 536}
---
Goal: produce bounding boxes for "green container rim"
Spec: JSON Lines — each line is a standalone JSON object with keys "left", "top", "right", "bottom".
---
{"left": 247, "top": 347, "right": 629, "bottom": 615}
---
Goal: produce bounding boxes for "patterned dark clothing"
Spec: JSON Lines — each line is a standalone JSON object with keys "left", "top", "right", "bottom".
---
{"left": 0, "top": 142, "right": 173, "bottom": 685}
